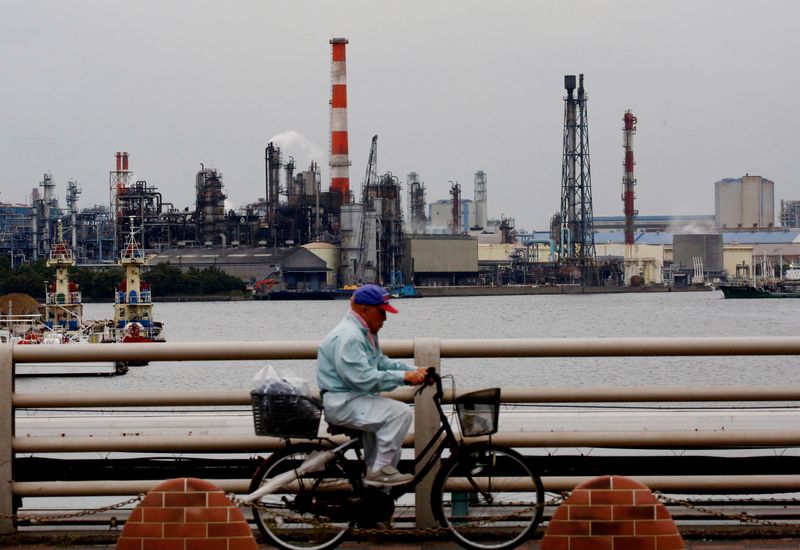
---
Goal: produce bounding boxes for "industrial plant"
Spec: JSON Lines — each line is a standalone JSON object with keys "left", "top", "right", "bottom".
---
{"left": 2, "top": 38, "right": 799, "bottom": 295}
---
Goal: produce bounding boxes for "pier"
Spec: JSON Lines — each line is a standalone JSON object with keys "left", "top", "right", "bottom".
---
{"left": 4, "top": 336, "right": 800, "bottom": 545}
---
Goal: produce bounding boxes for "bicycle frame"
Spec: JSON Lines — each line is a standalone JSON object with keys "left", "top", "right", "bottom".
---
{"left": 244, "top": 368, "right": 481, "bottom": 503}
{"left": 389, "top": 369, "right": 475, "bottom": 496}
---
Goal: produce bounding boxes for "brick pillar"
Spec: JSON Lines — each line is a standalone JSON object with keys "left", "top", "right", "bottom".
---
{"left": 116, "top": 477, "right": 257, "bottom": 550}
{"left": 541, "top": 475, "right": 684, "bottom": 550}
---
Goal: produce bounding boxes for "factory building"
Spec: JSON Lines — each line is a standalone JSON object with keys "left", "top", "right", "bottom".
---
{"left": 715, "top": 175, "right": 775, "bottom": 229}
{"left": 152, "top": 246, "right": 330, "bottom": 292}
{"left": 402, "top": 235, "right": 478, "bottom": 286}
{"left": 0, "top": 203, "right": 34, "bottom": 266}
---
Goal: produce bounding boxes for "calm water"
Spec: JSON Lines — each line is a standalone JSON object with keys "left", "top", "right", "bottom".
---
{"left": 15, "top": 290, "right": 800, "bottom": 394}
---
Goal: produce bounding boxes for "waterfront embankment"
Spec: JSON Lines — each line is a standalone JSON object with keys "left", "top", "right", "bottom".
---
{"left": 416, "top": 284, "right": 713, "bottom": 297}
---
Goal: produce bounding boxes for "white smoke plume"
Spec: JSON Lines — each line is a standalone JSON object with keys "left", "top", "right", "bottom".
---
{"left": 667, "top": 220, "right": 719, "bottom": 235}
{"left": 268, "top": 130, "right": 324, "bottom": 169}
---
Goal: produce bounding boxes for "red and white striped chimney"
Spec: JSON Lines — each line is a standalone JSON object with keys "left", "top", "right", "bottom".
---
{"left": 622, "top": 110, "right": 637, "bottom": 245}
{"left": 329, "top": 37, "right": 350, "bottom": 201}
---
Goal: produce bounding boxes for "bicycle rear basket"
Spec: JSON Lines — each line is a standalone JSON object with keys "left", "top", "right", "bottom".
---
{"left": 454, "top": 387, "right": 501, "bottom": 437}
{"left": 250, "top": 391, "right": 323, "bottom": 438}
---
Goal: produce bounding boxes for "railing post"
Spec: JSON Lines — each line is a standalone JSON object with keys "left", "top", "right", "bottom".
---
{"left": 0, "top": 344, "right": 14, "bottom": 534}
{"left": 413, "top": 337, "right": 441, "bottom": 528}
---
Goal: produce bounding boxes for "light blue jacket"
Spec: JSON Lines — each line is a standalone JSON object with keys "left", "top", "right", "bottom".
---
{"left": 317, "top": 312, "right": 415, "bottom": 395}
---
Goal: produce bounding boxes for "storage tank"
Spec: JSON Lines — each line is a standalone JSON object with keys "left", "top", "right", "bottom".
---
{"left": 303, "top": 242, "right": 339, "bottom": 288}
{"left": 714, "top": 179, "right": 742, "bottom": 228}
{"left": 672, "top": 234, "right": 723, "bottom": 272}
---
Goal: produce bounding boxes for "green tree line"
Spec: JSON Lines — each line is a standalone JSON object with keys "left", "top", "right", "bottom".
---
{"left": 0, "top": 257, "right": 246, "bottom": 299}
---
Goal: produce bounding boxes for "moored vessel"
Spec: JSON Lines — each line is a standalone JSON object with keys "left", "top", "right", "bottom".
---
{"left": 718, "top": 279, "right": 800, "bottom": 299}
{"left": 41, "top": 221, "right": 106, "bottom": 342}
{"left": 103, "top": 223, "right": 165, "bottom": 345}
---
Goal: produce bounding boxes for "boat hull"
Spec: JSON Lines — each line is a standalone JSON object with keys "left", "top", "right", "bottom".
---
{"left": 718, "top": 283, "right": 800, "bottom": 298}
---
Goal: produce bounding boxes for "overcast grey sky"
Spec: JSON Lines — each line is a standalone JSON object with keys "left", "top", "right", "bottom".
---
{"left": 1, "top": 1, "right": 798, "bottom": 231}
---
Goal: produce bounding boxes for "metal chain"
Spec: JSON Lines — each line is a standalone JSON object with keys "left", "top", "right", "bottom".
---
{"left": 7, "top": 489, "right": 792, "bottom": 530}
{"left": 654, "top": 492, "right": 782, "bottom": 526}
{"left": 0, "top": 494, "right": 144, "bottom": 522}
{"left": 229, "top": 491, "right": 566, "bottom": 536}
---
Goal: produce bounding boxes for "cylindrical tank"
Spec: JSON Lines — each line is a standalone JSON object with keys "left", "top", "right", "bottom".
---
{"left": 303, "top": 242, "right": 340, "bottom": 288}
{"left": 672, "top": 234, "right": 723, "bottom": 272}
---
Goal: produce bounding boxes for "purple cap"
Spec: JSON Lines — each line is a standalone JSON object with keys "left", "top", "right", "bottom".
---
{"left": 352, "top": 284, "right": 399, "bottom": 313}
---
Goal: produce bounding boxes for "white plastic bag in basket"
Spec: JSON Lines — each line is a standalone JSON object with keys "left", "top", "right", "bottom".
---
{"left": 251, "top": 365, "right": 312, "bottom": 397}
{"left": 252, "top": 365, "right": 293, "bottom": 394}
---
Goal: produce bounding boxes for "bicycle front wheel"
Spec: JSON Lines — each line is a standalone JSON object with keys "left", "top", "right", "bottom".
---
{"left": 249, "top": 443, "right": 359, "bottom": 550}
{"left": 431, "top": 443, "right": 544, "bottom": 550}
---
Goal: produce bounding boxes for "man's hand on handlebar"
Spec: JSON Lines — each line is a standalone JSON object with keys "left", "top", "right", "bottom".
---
{"left": 403, "top": 367, "right": 429, "bottom": 386}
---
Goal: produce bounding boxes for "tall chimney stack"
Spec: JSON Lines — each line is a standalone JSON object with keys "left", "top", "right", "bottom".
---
{"left": 329, "top": 37, "right": 351, "bottom": 201}
{"left": 622, "top": 111, "right": 637, "bottom": 245}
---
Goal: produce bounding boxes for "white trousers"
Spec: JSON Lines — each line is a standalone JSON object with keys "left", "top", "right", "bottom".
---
{"left": 323, "top": 392, "right": 413, "bottom": 470}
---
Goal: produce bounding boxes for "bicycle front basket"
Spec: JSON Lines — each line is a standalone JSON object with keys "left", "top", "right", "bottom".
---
{"left": 250, "top": 391, "right": 323, "bottom": 438}
{"left": 454, "top": 387, "right": 500, "bottom": 437}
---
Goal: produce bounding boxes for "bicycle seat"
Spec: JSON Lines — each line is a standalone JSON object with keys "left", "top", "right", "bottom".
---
{"left": 327, "top": 423, "right": 362, "bottom": 439}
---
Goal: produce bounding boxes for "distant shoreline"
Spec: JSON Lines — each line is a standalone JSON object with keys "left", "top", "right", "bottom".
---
{"left": 416, "top": 284, "right": 714, "bottom": 298}
{"left": 80, "top": 285, "right": 714, "bottom": 303}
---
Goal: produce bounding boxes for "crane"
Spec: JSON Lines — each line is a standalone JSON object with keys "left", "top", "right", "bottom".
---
{"left": 356, "top": 135, "right": 378, "bottom": 283}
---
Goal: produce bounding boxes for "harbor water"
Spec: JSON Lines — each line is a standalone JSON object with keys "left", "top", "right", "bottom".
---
{"left": 15, "top": 290, "right": 800, "bottom": 393}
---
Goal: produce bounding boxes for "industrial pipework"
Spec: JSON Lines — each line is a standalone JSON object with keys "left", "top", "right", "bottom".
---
{"left": 329, "top": 38, "right": 351, "bottom": 202}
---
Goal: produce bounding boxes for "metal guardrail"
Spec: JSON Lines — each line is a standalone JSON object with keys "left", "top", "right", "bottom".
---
{"left": 4, "top": 336, "right": 800, "bottom": 534}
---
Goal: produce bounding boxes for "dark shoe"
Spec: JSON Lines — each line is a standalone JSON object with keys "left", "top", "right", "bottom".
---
{"left": 364, "top": 465, "right": 413, "bottom": 487}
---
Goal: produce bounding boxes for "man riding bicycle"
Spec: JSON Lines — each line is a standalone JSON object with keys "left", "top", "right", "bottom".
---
{"left": 317, "top": 284, "right": 427, "bottom": 487}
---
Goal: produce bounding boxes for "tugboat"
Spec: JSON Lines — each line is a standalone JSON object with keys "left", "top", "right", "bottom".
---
{"left": 41, "top": 221, "right": 105, "bottom": 342}
{"left": 103, "top": 222, "right": 165, "bottom": 350}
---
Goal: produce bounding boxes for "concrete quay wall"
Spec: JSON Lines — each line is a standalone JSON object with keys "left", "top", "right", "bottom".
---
{"left": 416, "top": 284, "right": 713, "bottom": 297}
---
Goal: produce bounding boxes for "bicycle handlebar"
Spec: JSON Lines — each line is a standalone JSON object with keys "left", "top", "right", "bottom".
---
{"left": 415, "top": 366, "right": 443, "bottom": 400}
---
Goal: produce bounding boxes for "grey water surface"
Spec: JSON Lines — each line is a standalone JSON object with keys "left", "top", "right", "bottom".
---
{"left": 15, "top": 290, "right": 799, "bottom": 394}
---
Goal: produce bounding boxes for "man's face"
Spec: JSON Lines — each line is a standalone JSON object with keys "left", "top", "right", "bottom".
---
{"left": 359, "top": 304, "right": 387, "bottom": 334}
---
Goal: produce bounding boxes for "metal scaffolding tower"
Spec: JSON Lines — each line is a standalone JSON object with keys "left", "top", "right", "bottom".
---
{"left": 66, "top": 180, "right": 81, "bottom": 252}
{"left": 473, "top": 170, "right": 487, "bottom": 230}
{"left": 407, "top": 172, "right": 427, "bottom": 234}
{"left": 559, "top": 74, "right": 598, "bottom": 284}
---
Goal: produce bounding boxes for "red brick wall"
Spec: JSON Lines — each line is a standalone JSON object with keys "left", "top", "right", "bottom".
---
{"left": 540, "top": 475, "right": 684, "bottom": 550}
{"left": 116, "top": 477, "right": 257, "bottom": 550}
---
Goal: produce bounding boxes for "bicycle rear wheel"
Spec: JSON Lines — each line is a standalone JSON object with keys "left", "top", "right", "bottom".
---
{"left": 431, "top": 443, "right": 544, "bottom": 550}
{"left": 249, "top": 443, "right": 359, "bottom": 550}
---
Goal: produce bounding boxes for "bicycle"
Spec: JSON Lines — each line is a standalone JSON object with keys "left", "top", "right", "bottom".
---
{"left": 243, "top": 368, "right": 545, "bottom": 550}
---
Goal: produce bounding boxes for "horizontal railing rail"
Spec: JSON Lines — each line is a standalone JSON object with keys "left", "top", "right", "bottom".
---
{"left": 10, "top": 336, "right": 800, "bottom": 363}
{"left": 15, "top": 384, "right": 800, "bottom": 407}
{"left": 4, "top": 336, "right": 800, "bottom": 534}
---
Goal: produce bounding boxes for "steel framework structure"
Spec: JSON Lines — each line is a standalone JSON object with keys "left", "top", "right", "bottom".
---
{"left": 559, "top": 74, "right": 598, "bottom": 284}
